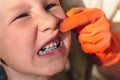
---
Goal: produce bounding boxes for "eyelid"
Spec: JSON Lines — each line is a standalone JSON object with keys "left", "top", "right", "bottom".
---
{"left": 16, "top": 13, "right": 29, "bottom": 19}
{"left": 13, "top": 13, "right": 29, "bottom": 21}
{"left": 45, "top": 3, "right": 57, "bottom": 11}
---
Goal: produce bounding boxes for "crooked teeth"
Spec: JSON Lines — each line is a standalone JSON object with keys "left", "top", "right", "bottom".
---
{"left": 38, "top": 39, "right": 60, "bottom": 55}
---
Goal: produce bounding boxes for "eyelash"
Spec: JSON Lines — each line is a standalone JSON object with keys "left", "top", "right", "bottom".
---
{"left": 13, "top": 13, "right": 29, "bottom": 22}
{"left": 45, "top": 3, "right": 57, "bottom": 11}
{"left": 16, "top": 13, "right": 29, "bottom": 19}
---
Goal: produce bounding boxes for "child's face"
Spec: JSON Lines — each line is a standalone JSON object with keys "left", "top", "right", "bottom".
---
{"left": 0, "top": 0, "right": 71, "bottom": 78}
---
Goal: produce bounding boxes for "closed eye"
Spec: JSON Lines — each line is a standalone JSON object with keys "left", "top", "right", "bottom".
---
{"left": 11, "top": 13, "right": 29, "bottom": 23}
{"left": 45, "top": 3, "right": 57, "bottom": 11}
{"left": 16, "top": 13, "right": 29, "bottom": 19}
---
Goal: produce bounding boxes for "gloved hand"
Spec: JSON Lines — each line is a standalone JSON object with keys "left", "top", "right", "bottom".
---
{"left": 60, "top": 8, "right": 120, "bottom": 66}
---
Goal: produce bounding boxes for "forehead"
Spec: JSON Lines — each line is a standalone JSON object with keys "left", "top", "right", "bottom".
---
{"left": 1, "top": 0, "right": 39, "bottom": 9}
{"left": 0, "top": 0, "right": 59, "bottom": 10}
{"left": 1, "top": 0, "right": 60, "bottom": 6}
{"left": 1, "top": 0, "right": 26, "bottom": 8}
{"left": 0, "top": 0, "right": 28, "bottom": 14}
{"left": 0, "top": 0, "right": 60, "bottom": 14}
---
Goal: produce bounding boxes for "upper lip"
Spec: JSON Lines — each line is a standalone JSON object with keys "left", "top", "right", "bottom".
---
{"left": 38, "top": 30, "right": 60, "bottom": 52}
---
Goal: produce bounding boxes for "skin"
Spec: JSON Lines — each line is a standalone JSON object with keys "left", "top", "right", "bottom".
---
{"left": 0, "top": 0, "right": 71, "bottom": 80}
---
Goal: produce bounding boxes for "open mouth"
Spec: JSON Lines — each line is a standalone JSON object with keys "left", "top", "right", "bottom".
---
{"left": 38, "top": 38, "right": 61, "bottom": 56}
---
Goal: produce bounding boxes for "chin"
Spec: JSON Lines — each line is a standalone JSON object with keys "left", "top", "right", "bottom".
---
{"left": 47, "top": 67, "right": 64, "bottom": 76}
{"left": 44, "top": 60, "right": 67, "bottom": 76}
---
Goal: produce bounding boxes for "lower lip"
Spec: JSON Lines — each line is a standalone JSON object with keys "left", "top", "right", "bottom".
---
{"left": 37, "top": 42, "right": 63, "bottom": 58}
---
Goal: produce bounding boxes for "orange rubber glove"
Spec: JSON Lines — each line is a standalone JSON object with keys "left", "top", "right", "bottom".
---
{"left": 60, "top": 8, "right": 120, "bottom": 66}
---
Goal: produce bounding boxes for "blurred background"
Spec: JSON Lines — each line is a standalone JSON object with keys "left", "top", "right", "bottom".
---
{"left": 54, "top": 0, "right": 120, "bottom": 80}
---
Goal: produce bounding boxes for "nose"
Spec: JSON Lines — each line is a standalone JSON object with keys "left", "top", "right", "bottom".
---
{"left": 35, "top": 11, "right": 59, "bottom": 32}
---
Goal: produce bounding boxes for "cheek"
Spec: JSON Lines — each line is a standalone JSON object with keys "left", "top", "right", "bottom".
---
{"left": 0, "top": 22, "right": 37, "bottom": 59}
{"left": 62, "top": 31, "right": 71, "bottom": 54}
{"left": 9, "top": 20, "right": 36, "bottom": 45}
{"left": 0, "top": 28, "right": 36, "bottom": 70}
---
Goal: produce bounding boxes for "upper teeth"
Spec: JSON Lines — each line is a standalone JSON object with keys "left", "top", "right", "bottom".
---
{"left": 38, "top": 39, "right": 60, "bottom": 55}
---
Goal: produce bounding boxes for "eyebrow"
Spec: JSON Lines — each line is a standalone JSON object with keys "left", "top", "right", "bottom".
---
{"left": 8, "top": 3, "right": 31, "bottom": 13}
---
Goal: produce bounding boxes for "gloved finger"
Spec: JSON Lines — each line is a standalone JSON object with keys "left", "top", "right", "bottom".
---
{"left": 95, "top": 51, "right": 120, "bottom": 66}
{"left": 78, "top": 16, "right": 110, "bottom": 43}
{"left": 79, "top": 30, "right": 107, "bottom": 44}
{"left": 60, "top": 8, "right": 104, "bottom": 33}
{"left": 80, "top": 16, "right": 110, "bottom": 34}
{"left": 80, "top": 33, "right": 111, "bottom": 53}
{"left": 66, "top": 8, "right": 90, "bottom": 17}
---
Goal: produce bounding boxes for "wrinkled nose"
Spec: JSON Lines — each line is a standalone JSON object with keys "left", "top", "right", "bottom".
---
{"left": 35, "top": 12, "right": 59, "bottom": 32}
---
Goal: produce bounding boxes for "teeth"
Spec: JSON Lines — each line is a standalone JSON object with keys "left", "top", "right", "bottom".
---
{"left": 38, "top": 39, "right": 60, "bottom": 55}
